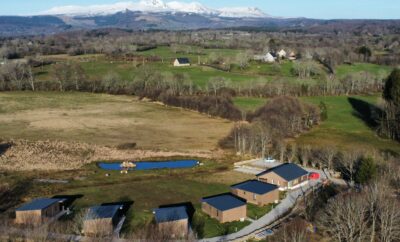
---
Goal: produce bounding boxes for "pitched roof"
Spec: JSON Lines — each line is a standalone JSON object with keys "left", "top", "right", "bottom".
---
{"left": 231, "top": 180, "right": 278, "bottom": 195}
{"left": 16, "top": 198, "right": 62, "bottom": 211}
{"left": 202, "top": 194, "right": 246, "bottom": 211}
{"left": 85, "top": 205, "right": 120, "bottom": 220}
{"left": 256, "top": 163, "right": 309, "bottom": 181}
{"left": 176, "top": 58, "right": 190, "bottom": 64}
{"left": 154, "top": 206, "right": 188, "bottom": 223}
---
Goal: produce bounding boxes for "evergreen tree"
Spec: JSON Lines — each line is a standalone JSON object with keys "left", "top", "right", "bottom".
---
{"left": 319, "top": 101, "right": 328, "bottom": 121}
{"left": 383, "top": 68, "right": 400, "bottom": 106}
{"left": 357, "top": 46, "right": 372, "bottom": 62}
{"left": 355, "top": 157, "right": 377, "bottom": 185}
{"left": 381, "top": 69, "right": 400, "bottom": 140}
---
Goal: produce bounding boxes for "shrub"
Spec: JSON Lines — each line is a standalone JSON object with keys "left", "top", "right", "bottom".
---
{"left": 116, "top": 143, "right": 137, "bottom": 150}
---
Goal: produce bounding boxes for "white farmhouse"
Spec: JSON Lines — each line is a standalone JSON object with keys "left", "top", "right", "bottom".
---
{"left": 277, "top": 49, "right": 287, "bottom": 59}
{"left": 264, "top": 52, "right": 276, "bottom": 63}
{"left": 254, "top": 52, "right": 276, "bottom": 63}
{"left": 173, "top": 58, "right": 190, "bottom": 67}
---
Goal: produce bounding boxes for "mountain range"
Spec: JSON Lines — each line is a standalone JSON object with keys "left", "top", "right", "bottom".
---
{"left": 0, "top": 0, "right": 399, "bottom": 37}
{"left": 41, "top": 0, "right": 270, "bottom": 18}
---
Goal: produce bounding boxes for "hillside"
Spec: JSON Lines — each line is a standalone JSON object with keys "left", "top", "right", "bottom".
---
{"left": 1, "top": 11, "right": 400, "bottom": 36}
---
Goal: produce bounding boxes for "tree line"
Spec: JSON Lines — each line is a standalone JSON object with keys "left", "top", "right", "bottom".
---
{"left": 1, "top": 29, "right": 400, "bottom": 66}
{"left": 219, "top": 96, "right": 320, "bottom": 158}
{"left": 380, "top": 69, "right": 400, "bottom": 141}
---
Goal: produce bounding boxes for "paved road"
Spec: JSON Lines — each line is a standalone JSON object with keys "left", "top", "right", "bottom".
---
{"left": 200, "top": 180, "right": 319, "bottom": 242}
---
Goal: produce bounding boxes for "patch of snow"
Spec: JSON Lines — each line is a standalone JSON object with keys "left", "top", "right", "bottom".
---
{"left": 40, "top": 1, "right": 269, "bottom": 18}
{"left": 218, "top": 7, "right": 269, "bottom": 18}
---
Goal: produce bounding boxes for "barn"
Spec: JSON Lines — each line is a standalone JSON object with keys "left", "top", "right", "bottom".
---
{"left": 173, "top": 58, "right": 191, "bottom": 67}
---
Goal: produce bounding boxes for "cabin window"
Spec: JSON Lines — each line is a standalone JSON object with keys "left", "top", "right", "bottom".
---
{"left": 253, "top": 194, "right": 257, "bottom": 200}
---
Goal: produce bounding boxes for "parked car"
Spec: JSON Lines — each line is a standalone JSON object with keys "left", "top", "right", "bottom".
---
{"left": 264, "top": 157, "right": 276, "bottom": 163}
{"left": 309, "top": 172, "right": 320, "bottom": 180}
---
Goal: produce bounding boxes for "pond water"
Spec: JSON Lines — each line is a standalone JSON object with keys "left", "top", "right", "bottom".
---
{"left": 98, "top": 160, "right": 199, "bottom": 171}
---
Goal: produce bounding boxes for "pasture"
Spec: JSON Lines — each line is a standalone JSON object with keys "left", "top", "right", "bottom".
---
{"left": 1, "top": 159, "right": 254, "bottom": 237}
{"left": 233, "top": 95, "right": 400, "bottom": 154}
{"left": 0, "top": 92, "right": 233, "bottom": 152}
{"left": 32, "top": 46, "right": 392, "bottom": 88}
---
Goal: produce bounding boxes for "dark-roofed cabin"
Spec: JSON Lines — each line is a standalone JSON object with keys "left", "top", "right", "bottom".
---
{"left": 201, "top": 194, "right": 246, "bottom": 223}
{"left": 257, "top": 163, "right": 309, "bottom": 190}
{"left": 83, "top": 205, "right": 122, "bottom": 236}
{"left": 231, "top": 180, "right": 279, "bottom": 206}
{"left": 174, "top": 58, "right": 190, "bottom": 67}
{"left": 154, "top": 206, "right": 189, "bottom": 237}
{"left": 15, "top": 198, "right": 65, "bottom": 224}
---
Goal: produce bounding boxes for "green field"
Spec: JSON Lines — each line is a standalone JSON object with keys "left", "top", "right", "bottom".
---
{"left": 247, "top": 203, "right": 275, "bottom": 220}
{"left": 336, "top": 63, "right": 392, "bottom": 78}
{"left": 2, "top": 160, "right": 254, "bottom": 237}
{"left": 33, "top": 47, "right": 392, "bottom": 89}
{"left": 233, "top": 95, "right": 400, "bottom": 154}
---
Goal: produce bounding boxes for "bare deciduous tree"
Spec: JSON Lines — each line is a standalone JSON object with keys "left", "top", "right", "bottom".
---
{"left": 318, "top": 192, "right": 369, "bottom": 242}
{"left": 318, "top": 145, "right": 337, "bottom": 171}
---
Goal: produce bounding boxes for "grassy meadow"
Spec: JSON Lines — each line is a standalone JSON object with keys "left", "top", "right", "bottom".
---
{"left": 234, "top": 95, "right": 400, "bottom": 154}
{"left": 33, "top": 46, "right": 392, "bottom": 88}
{"left": 0, "top": 92, "right": 232, "bottom": 152}
{"left": 1, "top": 159, "right": 254, "bottom": 237}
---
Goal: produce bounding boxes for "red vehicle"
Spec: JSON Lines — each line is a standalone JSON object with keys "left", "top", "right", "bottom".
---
{"left": 309, "top": 172, "right": 320, "bottom": 180}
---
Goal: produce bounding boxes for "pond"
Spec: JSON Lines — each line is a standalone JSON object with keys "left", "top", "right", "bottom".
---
{"left": 98, "top": 160, "right": 199, "bottom": 171}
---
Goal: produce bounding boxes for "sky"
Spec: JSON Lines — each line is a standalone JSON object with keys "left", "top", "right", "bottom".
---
{"left": 1, "top": 0, "right": 399, "bottom": 19}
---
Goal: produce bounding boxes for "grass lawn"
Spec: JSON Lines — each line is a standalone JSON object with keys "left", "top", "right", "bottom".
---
{"left": 299, "top": 95, "right": 400, "bottom": 153}
{"left": 194, "top": 209, "right": 251, "bottom": 238}
{"left": 233, "top": 95, "right": 400, "bottom": 154}
{"left": 336, "top": 63, "right": 392, "bottom": 78}
{"left": 2, "top": 161, "right": 254, "bottom": 236}
{"left": 247, "top": 203, "right": 275, "bottom": 220}
{"left": 0, "top": 92, "right": 232, "bottom": 152}
{"left": 233, "top": 97, "right": 267, "bottom": 112}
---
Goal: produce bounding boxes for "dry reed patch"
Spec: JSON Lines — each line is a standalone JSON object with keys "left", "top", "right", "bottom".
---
{"left": 0, "top": 139, "right": 216, "bottom": 171}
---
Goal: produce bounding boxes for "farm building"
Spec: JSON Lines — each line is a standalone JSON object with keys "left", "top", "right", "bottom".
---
{"left": 288, "top": 51, "right": 297, "bottom": 60}
{"left": 254, "top": 52, "right": 276, "bottom": 63}
{"left": 83, "top": 204, "right": 122, "bottom": 236}
{"left": 256, "top": 163, "right": 309, "bottom": 190}
{"left": 277, "top": 49, "right": 287, "bottom": 59}
{"left": 153, "top": 206, "right": 189, "bottom": 237}
{"left": 231, "top": 180, "right": 279, "bottom": 206}
{"left": 15, "top": 198, "right": 66, "bottom": 224}
{"left": 201, "top": 194, "right": 246, "bottom": 223}
{"left": 173, "top": 58, "right": 191, "bottom": 67}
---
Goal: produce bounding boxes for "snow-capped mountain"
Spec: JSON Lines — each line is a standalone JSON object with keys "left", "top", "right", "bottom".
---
{"left": 41, "top": 0, "right": 269, "bottom": 18}
{"left": 218, "top": 7, "right": 269, "bottom": 18}
{"left": 166, "top": 1, "right": 218, "bottom": 15}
